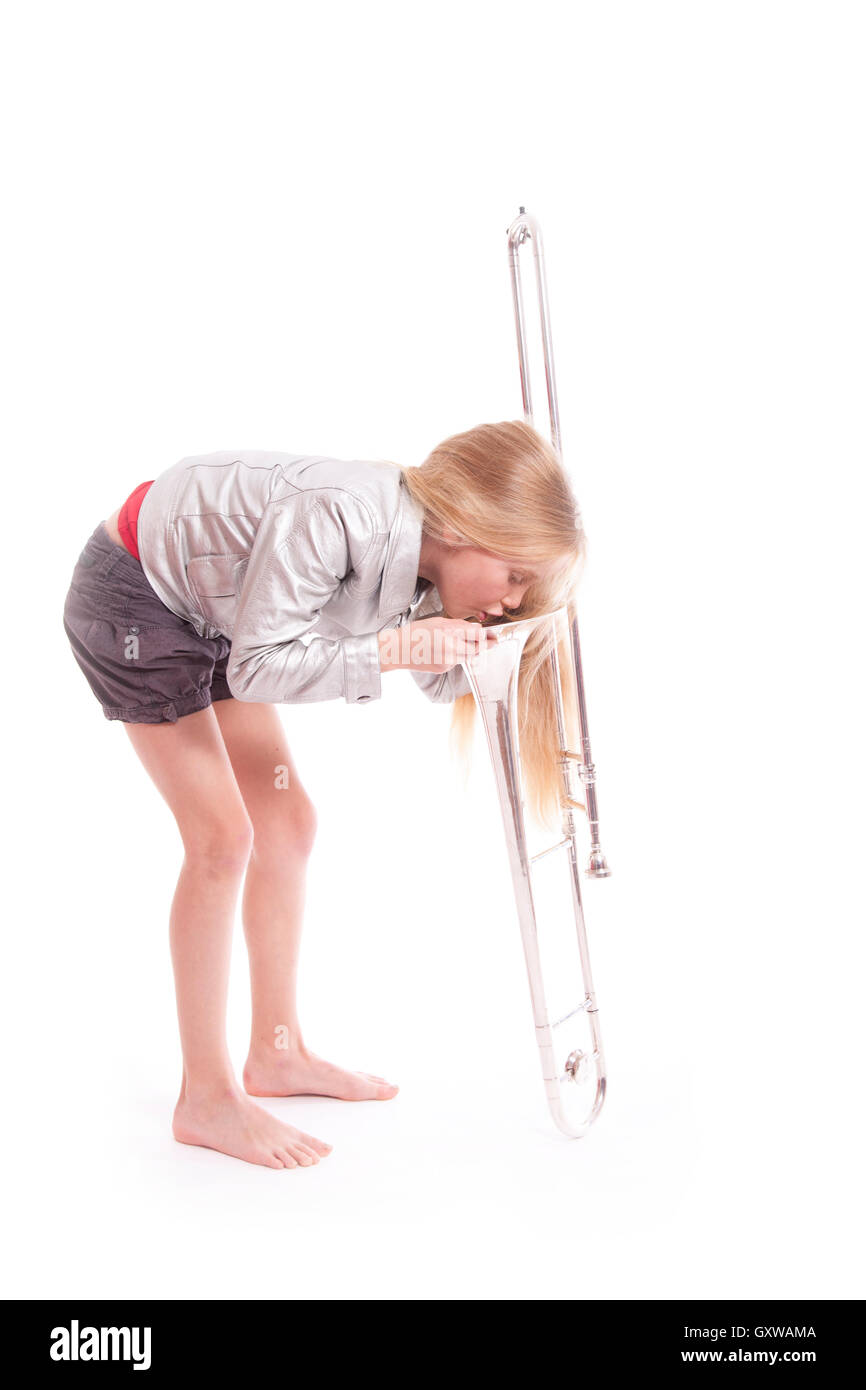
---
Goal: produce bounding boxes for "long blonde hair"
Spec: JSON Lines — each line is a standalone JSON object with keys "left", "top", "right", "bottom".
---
{"left": 390, "top": 420, "right": 587, "bottom": 832}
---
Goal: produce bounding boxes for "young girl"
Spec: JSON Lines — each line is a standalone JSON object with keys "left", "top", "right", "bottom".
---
{"left": 62, "top": 419, "right": 585, "bottom": 1170}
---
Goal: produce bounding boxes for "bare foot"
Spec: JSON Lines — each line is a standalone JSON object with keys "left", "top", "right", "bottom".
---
{"left": 243, "top": 1045, "right": 399, "bottom": 1101}
{"left": 173, "top": 1084, "right": 333, "bottom": 1169}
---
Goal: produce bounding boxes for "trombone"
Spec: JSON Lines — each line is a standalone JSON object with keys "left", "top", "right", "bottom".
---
{"left": 459, "top": 208, "right": 610, "bottom": 1138}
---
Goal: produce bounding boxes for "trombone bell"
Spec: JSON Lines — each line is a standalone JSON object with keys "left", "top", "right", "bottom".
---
{"left": 461, "top": 610, "right": 606, "bottom": 1138}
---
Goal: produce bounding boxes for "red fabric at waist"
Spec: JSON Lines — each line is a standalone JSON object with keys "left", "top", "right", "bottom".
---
{"left": 117, "top": 480, "right": 155, "bottom": 562}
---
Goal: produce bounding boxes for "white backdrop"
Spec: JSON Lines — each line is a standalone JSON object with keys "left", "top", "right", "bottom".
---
{"left": 2, "top": 0, "right": 863, "bottom": 1301}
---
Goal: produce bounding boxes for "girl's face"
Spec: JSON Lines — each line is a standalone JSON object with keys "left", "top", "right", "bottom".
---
{"left": 433, "top": 543, "right": 545, "bottom": 622}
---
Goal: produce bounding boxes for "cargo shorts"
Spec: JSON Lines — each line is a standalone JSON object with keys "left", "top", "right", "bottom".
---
{"left": 62, "top": 521, "right": 234, "bottom": 724}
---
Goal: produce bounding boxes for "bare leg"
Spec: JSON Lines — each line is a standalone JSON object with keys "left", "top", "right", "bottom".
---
{"left": 211, "top": 699, "right": 399, "bottom": 1101}
{"left": 122, "top": 704, "right": 333, "bottom": 1168}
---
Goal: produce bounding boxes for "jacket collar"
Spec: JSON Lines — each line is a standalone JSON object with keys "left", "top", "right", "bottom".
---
{"left": 377, "top": 478, "right": 442, "bottom": 620}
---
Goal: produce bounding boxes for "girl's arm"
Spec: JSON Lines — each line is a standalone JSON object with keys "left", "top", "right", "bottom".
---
{"left": 226, "top": 488, "right": 384, "bottom": 705}
{"left": 409, "top": 666, "right": 473, "bottom": 702}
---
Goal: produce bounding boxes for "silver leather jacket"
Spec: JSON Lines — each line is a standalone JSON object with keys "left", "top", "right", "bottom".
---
{"left": 136, "top": 450, "right": 472, "bottom": 706}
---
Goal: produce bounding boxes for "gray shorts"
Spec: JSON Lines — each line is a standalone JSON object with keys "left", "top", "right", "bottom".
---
{"left": 62, "top": 521, "right": 233, "bottom": 724}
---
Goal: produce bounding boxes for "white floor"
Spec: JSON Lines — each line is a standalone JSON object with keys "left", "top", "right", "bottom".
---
{"left": 6, "top": 679, "right": 861, "bottom": 1302}
{"left": 4, "top": 1024, "right": 855, "bottom": 1301}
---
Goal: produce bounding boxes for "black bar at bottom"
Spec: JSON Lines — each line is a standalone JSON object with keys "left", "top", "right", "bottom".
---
{"left": 3, "top": 1297, "right": 861, "bottom": 1373}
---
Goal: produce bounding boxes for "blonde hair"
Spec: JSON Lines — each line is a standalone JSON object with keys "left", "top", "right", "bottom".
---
{"left": 388, "top": 419, "right": 587, "bottom": 832}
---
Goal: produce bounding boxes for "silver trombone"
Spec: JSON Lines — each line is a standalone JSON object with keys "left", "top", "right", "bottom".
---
{"left": 459, "top": 208, "right": 610, "bottom": 1138}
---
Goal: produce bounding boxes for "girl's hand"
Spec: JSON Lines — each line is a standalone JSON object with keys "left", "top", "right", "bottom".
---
{"left": 377, "top": 616, "right": 500, "bottom": 673}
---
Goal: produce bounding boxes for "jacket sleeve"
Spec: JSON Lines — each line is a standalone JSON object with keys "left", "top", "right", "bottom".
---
{"left": 226, "top": 488, "right": 383, "bottom": 705}
{"left": 409, "top": 665, "right": 474, "bottom": 703}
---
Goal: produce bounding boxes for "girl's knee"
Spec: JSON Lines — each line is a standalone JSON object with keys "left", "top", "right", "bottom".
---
{"left": 255, "top": 792, "right": 318, "bottom": 860}
{"left": 292, "top": 796, "right": 318, "bottom": 858}
{"left": 182, "top": 815, "right": 255, "bottom": 874}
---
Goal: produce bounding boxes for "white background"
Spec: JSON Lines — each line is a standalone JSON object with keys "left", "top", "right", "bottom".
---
{"left": 2, "top": 0, "right": 863, "bottom": 1301}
